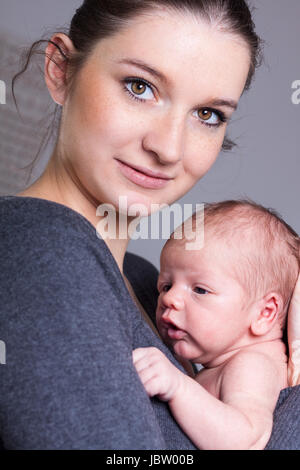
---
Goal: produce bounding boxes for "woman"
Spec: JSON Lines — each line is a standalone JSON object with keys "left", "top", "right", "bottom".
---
{"left": 0, "top": 0, "right": 299, "bottom": 449}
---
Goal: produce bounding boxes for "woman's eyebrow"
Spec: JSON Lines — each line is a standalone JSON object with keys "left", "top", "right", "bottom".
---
{"left": 115, "top": 57, "right": 170, "bottom": 85}
{"left": 115, "top": 57, "right": 238, "bottom": 111}
{"left": 207, "top": 98, "right": 238, "bottom": 111}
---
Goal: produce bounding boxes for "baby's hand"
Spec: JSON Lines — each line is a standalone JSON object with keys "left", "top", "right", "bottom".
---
{"left": 133, "top": 347, "right": 184, "bottom": 402}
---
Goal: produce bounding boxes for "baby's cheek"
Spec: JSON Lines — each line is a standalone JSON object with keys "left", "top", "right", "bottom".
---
{"left": 194, "top": 323, "right": 221, "bottom": 350}
{"left": 155, "top": 295, "right": 164, "bottom": 318}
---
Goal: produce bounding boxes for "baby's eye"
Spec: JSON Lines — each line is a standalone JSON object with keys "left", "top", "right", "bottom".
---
{"left": 161, "top": 284, "right": 172, "bottom": 293}
{"left": 194, "top": 287, "right": 208, "bottom": 295}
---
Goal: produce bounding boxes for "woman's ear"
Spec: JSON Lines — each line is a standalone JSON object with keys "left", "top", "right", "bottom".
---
{"left": 44, "top": 33, "right": 76, "bottom": 106}
{"left": 250, "top": 292, "right": 283, "bottom": 336}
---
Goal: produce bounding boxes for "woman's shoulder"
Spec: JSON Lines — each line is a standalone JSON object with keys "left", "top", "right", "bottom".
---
{"left": 0, "top": 196, "right": 134, "bottom": 323}
{"left": 0, "top": 196, "right": 97, "bottom": 242}
{"left": 0, "top": 195, "right": 122, "bottom": 282}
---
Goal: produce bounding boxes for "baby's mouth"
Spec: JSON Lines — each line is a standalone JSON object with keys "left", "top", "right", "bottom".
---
{"left": 166, "top": 325, "right": 187, "bottom": 340}
{"left": 161, "top": 316, "right": 187, "bottom": 340}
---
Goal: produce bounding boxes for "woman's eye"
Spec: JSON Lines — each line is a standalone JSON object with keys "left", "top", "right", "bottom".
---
{"left": 123, "top": 81, "right": 226, "bottom": 127}
{"left": 123, "top": 79, "right": 154, "bottom": 101}
{"left": 194, "top": 286, "right": 208, "bottom": 295}
{"left": 194, "top": 108, "right": 226, "bottom": 127}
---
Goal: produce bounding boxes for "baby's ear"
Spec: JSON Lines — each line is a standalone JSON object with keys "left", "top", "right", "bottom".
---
{"left": 250, "top": 292, "right": 283, "bottom": 336}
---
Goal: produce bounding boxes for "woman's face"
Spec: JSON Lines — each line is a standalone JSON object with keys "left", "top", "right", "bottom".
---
{"left": 59, "top": 9, "right": 250, "bottom": 214}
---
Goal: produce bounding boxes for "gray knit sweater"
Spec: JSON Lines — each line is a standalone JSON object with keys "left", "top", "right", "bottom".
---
{"left": 0, "top": 196, "right": 299, "bottom": 449}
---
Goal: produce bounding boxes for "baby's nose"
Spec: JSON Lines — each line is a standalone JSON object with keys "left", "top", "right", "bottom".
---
{"left": 161, "top": 287, "right": 184, "bottom": 311}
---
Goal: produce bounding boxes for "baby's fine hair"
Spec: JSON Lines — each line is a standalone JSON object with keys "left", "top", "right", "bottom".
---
{"left": 171, "top": 199, "right": 300, "bottom": 323}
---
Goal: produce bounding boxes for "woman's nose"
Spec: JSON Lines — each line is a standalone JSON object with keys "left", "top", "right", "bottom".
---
{"left": 142, "top": 110, "right": 185, "bottom": 165}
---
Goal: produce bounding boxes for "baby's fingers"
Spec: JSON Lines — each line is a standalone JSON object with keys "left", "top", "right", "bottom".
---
{"left": 132, "top": 347, "right": 150, "bottom": 365}
{"left": 132, "top": 347, "right": 162, "bottom": 368}
{"left": 141, "top": 375, "right": 166, "bottom": 399}
{"left": 133, "top": 363, "right": 166, "bottom": 399}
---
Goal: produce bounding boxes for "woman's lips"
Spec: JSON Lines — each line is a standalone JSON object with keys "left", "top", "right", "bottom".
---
{"left": 116, "top": 159, "right": 173, "bottom": 189}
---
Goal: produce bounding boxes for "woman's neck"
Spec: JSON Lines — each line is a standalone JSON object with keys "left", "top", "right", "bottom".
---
{"left": 17, "top": 153, "right": 131, "bottom": 274}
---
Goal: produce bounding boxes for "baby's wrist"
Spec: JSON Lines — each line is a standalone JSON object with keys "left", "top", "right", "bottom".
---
{"left": 168, "top": 368, "right": 189, "bottom": 404}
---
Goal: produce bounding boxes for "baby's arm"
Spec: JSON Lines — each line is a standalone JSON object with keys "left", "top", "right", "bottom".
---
{"left": 133, "top": 348, "right": 280, "bottom": 450}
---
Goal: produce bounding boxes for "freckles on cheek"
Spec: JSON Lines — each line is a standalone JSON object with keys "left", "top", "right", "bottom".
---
{"left": 86, "top": 96, "right": 138, "bottom": 146}
{"left": 185, "top": 126, "right": 225, "bottom": 171}
{"left": 77, "top": 72, "right": 134, "bottom": 132}
{"left": 186, "top": 144, "right": 221, "bottom": 179}
{"left": 73, "top": 75, "right": 112, "bottom": 130}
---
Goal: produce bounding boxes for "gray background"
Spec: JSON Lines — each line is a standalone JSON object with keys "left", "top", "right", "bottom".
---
{"left": 0, "top": 0, "right": 299, "bottom": 268}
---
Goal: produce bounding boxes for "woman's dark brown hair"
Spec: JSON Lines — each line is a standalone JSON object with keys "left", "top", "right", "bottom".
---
{"left": 12, "top": 0, "right": 263, "bottom": 180}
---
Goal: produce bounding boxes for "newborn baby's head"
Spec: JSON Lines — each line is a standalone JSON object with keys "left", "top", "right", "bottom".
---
{"left": 156, "top": 200, "right": 299, "bottom": 365}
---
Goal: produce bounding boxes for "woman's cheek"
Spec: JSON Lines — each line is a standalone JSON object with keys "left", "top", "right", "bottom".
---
{"left": 184, "top": 130, "right": 225, "bottom": 178}
{"left": 71, "top": 71, "right": 130, "bottom": 144}
{"left": 184, "top": 147, "right": 218, "bottom": 179}
{"left": 94, "top": 100, "right": 143, "bottom": 149}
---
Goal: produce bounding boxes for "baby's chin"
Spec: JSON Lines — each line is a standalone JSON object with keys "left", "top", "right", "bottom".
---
{"left": 171, "top": 341, "right": 209, "bottom": 365}
{"left": 171, "top": 339, "right": 194, "bottom": 359}
{"left": 157, "top": 322, "right": 206, "bottom": 362}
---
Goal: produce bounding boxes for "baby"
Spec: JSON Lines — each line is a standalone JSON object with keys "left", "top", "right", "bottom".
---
{"left": 133, "top": 200, "right": 300, "bottom": 450}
